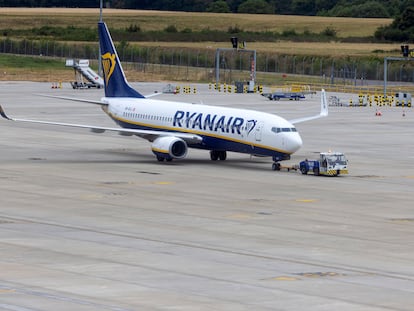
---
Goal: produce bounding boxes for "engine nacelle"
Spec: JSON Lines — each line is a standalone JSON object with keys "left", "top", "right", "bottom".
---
{"left": 151, "top": 136, "right": 188, "bottom": 161}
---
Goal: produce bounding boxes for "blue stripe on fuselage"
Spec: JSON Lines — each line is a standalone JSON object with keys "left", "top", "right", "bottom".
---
{"left": 110, "top": 115, "right": 290, "bottom": 158}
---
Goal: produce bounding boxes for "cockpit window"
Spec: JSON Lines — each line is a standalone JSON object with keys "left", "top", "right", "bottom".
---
{"left": 271, "top": 127, "right": 297, "bottom": 134}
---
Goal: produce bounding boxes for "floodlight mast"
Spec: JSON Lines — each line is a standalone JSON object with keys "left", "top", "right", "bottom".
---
{"left": 215, "top": 48, "right": 256, "bottom": 88}
{"left": 99, "top": 0, "right": 103, "bottom": 22}
{"left": 383, "top": 45, "right": 414, "bottom": 97}
{"left": 383, "top": 55, "right": 414, "bottom": 97}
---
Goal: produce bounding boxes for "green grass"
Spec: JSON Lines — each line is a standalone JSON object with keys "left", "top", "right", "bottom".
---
{"left": 0, "top": 54, "right": 63, "bottom": 69}
{"left": 0, "top": 9, "right": 401, "bottom": 84}
{"left": 0, "top": 8, "right": 391, "bottom": 39}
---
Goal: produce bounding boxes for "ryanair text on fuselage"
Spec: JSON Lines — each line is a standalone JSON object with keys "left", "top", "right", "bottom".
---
{"left": 173, "top": 110, "right": 255, "bottom": 135}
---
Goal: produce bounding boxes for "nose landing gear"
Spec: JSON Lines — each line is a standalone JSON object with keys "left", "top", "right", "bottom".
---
{"left": 271, "top": 154, "right": 289, "bottom": 171}
{"left": 272, "top": 162, "right": 281, "bottom": 171}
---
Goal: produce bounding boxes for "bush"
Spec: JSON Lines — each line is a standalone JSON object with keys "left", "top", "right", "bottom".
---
{"left": 164, "top": 25, "right": 178, "bottom": 33}
{"left": 228, "top": 25, "right": 243, "bottom": 34}
{"left": 206, "top": 0, "right": 231, "bottom": 13}
{"left": 126, "top": 24, "right": 141, "bottom": 33}
{"left": 382, "top": 28, "right": 409, "bottom": 42}
{"left": 237, "top": 0, "right": 274, "bottom": 14}
{"left": 282, "top": 29, "right": 297, "bottom": 37}
{"left": 320, "top": 27, "right": 337, "bottom": 37}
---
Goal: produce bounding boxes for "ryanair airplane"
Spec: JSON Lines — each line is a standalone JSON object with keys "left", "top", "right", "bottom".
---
{"left": 0, "top": 22, "right": 328, "bottom": 170}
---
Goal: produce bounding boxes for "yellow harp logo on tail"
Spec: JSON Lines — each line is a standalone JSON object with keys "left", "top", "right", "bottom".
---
{"left": 101, "top": 52, "right": 116, "bottom": 86}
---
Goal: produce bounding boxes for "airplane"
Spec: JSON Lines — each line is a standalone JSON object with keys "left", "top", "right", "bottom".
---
{"left": 0, "top": 21, "right": 328, "bottom": 171}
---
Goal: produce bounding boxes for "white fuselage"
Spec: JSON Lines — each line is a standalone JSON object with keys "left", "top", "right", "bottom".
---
{"left": 102, "top": 97, "right": 303, "bottom": 159}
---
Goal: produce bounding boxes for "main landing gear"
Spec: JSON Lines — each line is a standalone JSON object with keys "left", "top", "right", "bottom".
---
{"left": 210, "top": 150, "right": 227, "bottom": 161}
{"left": 156, "top": 155, "right": 173, "bottom": 162}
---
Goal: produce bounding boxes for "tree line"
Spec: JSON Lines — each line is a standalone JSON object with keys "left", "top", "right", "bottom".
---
{"left": 1, "top": 0, "right": 414, "bottom": 18}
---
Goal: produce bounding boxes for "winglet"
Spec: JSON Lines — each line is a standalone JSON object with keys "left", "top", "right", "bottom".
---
{"left": 0, "top": 105, "right": 12, "bottom": 121}
{"left": 320, "top": 89, "right": 328, "bottom": 117}
{"left": 289, "top": 89, "right": 328, "bottom": 124}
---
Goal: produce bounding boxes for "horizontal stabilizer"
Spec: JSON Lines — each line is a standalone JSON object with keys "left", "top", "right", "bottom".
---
{"left": 35, "top": 94, "right": 107, "bottom": 106}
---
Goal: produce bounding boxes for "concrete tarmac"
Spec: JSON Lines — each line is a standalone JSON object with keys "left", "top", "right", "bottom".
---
{"left": 0, "top": 81, "right": 414, "bottom": 311}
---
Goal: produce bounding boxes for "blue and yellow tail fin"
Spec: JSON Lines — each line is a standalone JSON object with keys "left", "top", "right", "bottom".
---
{"left": 98, "top": 22, "right": 144, "bottom": 98}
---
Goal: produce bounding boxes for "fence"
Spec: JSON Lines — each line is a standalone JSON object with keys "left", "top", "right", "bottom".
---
{"left": 2, "top": 38, "right": 414, "bottom": 85}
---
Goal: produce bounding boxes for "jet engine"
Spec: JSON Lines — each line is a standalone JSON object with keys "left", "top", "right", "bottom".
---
{"left": 151, "top": 136, "right": 188, "bottom": 161}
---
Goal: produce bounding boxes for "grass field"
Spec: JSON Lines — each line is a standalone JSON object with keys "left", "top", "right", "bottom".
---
{"left": 0, "top": 8, "right": 392, "bottom": 38}
{"left": 0, "top": 54, "right": 73, "bottom": 82}
{"left": 0, "top": 8, "right": 401, "bottom": 83}
{"left": 0, "top": 8, "right": 399, "bottom": 57}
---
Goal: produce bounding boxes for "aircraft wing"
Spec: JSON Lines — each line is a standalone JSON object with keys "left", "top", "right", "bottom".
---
{"left": 289, "top": 89, "right": 328, "bottom": 124}
{"left": 0, "top": 105, "right": 202, "bottom": 144}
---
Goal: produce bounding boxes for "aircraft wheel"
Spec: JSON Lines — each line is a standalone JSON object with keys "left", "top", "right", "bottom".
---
{"left": 210, "top": 150, "right": 219, "bottom": 161}
{"left": 156, "top": 156, "right": 165, "bottom": 162}
{"left": 218, "top": 151, "right": 227, "bottom": 161}
{"left": 272, "top": 163, "right": 281, "bottom": 171}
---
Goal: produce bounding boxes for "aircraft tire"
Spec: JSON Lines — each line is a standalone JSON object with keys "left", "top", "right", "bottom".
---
{"left": 210, "top": 150, "right": 219, "bottom": 161}
{"left": 272, "top": 163, "right": 281, "bottom": 171}
{"left": 218, "top": 151, "right": 227, "bottom": 161}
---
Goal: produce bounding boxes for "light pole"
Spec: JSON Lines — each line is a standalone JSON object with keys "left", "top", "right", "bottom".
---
{"left": 98, "top": 0, "right": 103, "bottom": 76}
{"left": 99, "top": 0, "right": 103, "bottom": 21}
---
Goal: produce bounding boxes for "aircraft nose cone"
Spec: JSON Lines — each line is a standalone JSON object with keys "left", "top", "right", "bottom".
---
{"left": 287, "top": 133, "right": 302, "bottom": 153}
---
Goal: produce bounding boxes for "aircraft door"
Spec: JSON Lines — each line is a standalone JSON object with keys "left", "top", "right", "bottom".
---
{"left": 255, "top": 122, "right": 263, "bottom": 141}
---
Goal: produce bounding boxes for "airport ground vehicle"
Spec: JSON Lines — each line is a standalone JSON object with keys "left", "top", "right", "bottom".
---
{"left": 66, "top": 59, "right": 104, "bottom": 89}
{"left": 264, "top": 92, "right": 305, "bottom": 101}
{"left": 395, "top": 92, "right": 412, "bottom": 107}
{"left": 299, "top": 152, "right": 348, "bottom": 176}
